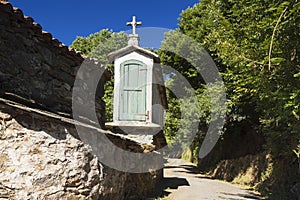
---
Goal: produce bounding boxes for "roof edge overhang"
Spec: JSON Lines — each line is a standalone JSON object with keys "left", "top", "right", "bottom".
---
{"left": 108, "top": 45, "right": 160, "bottom": 63}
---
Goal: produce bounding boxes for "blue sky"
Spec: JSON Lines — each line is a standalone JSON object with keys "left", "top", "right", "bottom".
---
{"left": 9, "top": 0, "right": 199, "bottom": 48}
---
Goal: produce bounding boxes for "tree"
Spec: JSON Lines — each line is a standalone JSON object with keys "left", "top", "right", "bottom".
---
{"left": 159, "top": 0, "right": 299, "bottom": 198}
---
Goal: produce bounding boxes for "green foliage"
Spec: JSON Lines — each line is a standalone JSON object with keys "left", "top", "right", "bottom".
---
{"left": 179, "top": 0, "right": 300, "bottom": 127}
{"left": 71, "top": 29, "right": 128, "bottom": 65}
{"left": 71, "top": 29, "right": 128, "bottom": 121}
{"left": 163, "top": 77, "right": 201, "bottom": 156}
{"left": 177, "top": 0, "right": 300, "bottom": 148}
{"left": 159, "top": 0, "right": 299, "bottom": 198}
{"left": 160, "top": 36, "right": 226, "bottom": 158}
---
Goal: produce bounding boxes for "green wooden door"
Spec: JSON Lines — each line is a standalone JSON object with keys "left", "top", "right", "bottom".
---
{"left": 119, "top": 60, "right": 147, "bottom": 121}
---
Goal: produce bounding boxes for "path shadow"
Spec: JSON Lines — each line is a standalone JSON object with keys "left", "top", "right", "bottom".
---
{"left": 181, "top": 164, "right": 262, "bottom": 200}
{"left": 220, "top": 192, "right": 262, "bottom": 200}
{"left": 165, "top": 163, "right": 214, "bottom": 179}
{"left": 147, "top": 177, "right": 189, "bottom": 199}
{"left": 160, "top": 161, "right": 262, "bottom": 200}
{"left": 165, "top": 164, "right": 200, "bottom": 173}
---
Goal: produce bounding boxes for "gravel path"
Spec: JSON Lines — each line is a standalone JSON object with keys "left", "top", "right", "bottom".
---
{"left": 156, "top": 158, "right": 262, "bottom": 200}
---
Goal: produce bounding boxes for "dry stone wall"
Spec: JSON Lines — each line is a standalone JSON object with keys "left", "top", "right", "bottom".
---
{"left": 0, "top": 103, "right": 160, "bottom": 199}
{"left": 0, "top": 1, "right": 108, "bottom": 127}
{"left": 0, "top": 1, "right": 163, "bottom": 199}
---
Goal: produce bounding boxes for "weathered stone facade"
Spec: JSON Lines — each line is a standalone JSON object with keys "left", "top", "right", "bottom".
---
{"left": 0, "top": 102, "right": 161, "bottom": 199}
{"left": 0, "top": 1, "right": 108, "bottom": 125}
{"left": 0, "top": 1, "right": 163, "bottom": 199}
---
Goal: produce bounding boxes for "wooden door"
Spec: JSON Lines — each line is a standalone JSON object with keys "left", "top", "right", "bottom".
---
{"left": 119, "top": 60, "right": 147, "bottom": 121}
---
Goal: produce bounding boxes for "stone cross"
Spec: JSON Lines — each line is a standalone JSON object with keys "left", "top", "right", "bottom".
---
{"left": 126, "top": 16, "right": 142, "bottom": 35}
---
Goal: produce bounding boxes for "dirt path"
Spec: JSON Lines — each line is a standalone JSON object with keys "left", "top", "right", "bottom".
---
{"left": 149, "top": 158, "right": 262, "bottom": 200}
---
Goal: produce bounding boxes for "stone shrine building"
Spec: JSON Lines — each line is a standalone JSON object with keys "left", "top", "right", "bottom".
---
{"left": 106, "top": 17, "right": 168, "bottom": 143}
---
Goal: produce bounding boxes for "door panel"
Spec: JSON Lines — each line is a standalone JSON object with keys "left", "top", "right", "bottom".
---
{"left": 119, "top": 60, "right": 147, "bottom": 121}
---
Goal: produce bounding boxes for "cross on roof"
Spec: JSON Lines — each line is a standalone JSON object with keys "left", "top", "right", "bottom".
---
{"left": 126, "top": 16, "right": 142, "bottom": 35}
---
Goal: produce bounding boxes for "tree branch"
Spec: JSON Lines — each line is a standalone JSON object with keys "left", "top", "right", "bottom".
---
{"left": 268, "top": 5, "right": 289, "bottom": 70}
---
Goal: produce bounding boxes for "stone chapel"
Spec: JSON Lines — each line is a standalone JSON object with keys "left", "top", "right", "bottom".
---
{"left": 106, "top": 17, "right": 168, "bottom": 143}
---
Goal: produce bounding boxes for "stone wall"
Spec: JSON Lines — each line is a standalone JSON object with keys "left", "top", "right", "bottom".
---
{"left": 197, "top": 119, "right": 265, "bottom": 171}
{"left": 0, "top": 1, "right": 109, "bottom": 127}
{"left": 0, "top": 102, "right": 161, "bottom": 199}
{"left": 0, "top": 1, "right": 163, "bottom": 199}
